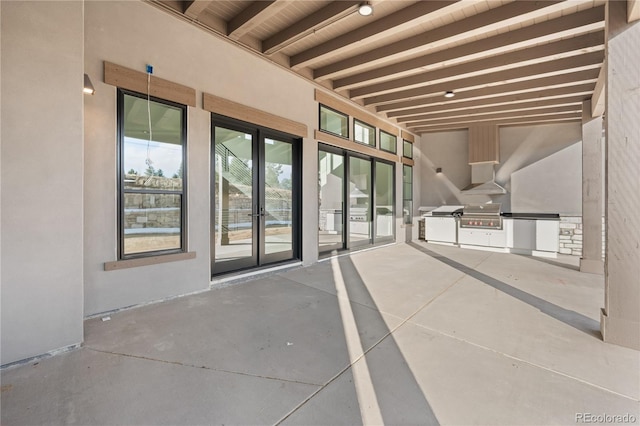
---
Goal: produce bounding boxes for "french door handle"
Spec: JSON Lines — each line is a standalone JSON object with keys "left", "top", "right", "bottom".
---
{"left": 248, "top": 209, "right": 266, "bottom": 217}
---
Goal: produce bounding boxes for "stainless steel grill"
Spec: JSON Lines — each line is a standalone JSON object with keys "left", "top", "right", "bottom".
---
{"left": 460, "top": 203, "right": 502, "bottom": 230}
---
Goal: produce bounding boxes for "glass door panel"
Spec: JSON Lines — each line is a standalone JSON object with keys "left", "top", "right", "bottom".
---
{"left": 348, "top": 156, "right": 372, "bottom": 247}
{"left": 375, "top": 161, "right": 394, "bottom": 240}
{"left": 262, "top": 138, "right": 294, "bottom": 262}
{"left": 318, "top": 149, "right": 345, "bottom": 252}
{"left": 213, "top": 127, "right": 257, "bottom": 273}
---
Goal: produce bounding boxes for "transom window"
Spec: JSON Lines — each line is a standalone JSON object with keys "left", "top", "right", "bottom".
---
{"left": 403, "top": 140, "right": 413, "bottom": 159}
{"left": 118, "top": 90, "right": 187, "bottom": 258}
{"left": 380, "top": 130, "right": 397, "bottom": 154}
{"left": 319, "top": 104, "right": 348, "bottom": 138}
{"left": 354, "top": 119, "right": 375, "bottom": 147}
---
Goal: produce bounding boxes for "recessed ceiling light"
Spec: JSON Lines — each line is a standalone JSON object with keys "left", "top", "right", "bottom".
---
{"left": 444, "top": 91, "right": 455, "bottom": 98}
{"left": 358, "top": 2, "right": 373, "bottom": 16}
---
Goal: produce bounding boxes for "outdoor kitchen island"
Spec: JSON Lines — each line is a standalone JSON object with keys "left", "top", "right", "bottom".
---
{"left": 457, "top": 206, "right": 560, "bottom": 258}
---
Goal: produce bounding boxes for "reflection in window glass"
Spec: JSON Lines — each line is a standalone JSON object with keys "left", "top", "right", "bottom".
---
{"left": 318, "top": 149, "right": 345, "bottom": 252}
{"left": 264, "top": 138, "right": 293, "bottom": 255}
{"left": 214, "top": 127, "right": 253, "bottom": 264}
{"left": 375, "top": 161, "right": 394, "bottom": 240}
{"left": 380, "top": 131, "right": 397, "bottom": 153}
{"left": 320, "top": 105, "right": 348, "bottom": 138}
{"left": 403, "top": 140, "right": 413, "bottom": 159}
{"left": 349, "top": 156, "right": 371, "bottom": 246}
{"left": 354, "top": 120, "right": 375, "bottom": 146}
{"left": 403, "top": 165, "right": 413, "bottom": 225}
{"left": 123, "top": 194, "right": 181, "bottom": 255}
{"left": 120, "top": 91, "right": 186, "bottom": 257}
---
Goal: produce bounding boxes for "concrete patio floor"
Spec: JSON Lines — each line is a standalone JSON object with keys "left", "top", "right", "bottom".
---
{"left": 2, "top": 242, "right": 639, "bottom": 425}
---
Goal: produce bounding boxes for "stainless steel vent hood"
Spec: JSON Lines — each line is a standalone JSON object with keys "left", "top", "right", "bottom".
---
{"left": 461, "top": 163, "right": 507, "bottom": 195}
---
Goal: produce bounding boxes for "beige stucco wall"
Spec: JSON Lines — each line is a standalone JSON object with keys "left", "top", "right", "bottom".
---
{"left": 1, "top": 1, "right": 85, "bottom": 365}
{"left": 83, "top": 1, "right": 414, "bottom": 316}
{"left": 0, "top": 0, "right": 415, "bottom": 364}
{"left": 83, "top": 1, "right": 317, "bottom": 316}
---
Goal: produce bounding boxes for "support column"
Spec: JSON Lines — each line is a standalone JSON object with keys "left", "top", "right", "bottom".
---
{"left": 601, "top": 0, "right": 640, "bottom": 350}
{"left": 580, "top": 100, "right": 604, "bottom": 274}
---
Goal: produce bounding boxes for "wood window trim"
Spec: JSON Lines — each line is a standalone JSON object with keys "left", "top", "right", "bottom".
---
{"left": 402, "top": 157, "right": 415, "bottom": 166}
{"left": 105, "top": 251, "right": 197, "bottom": 271}
{"left": 203, "top": 93, "right": 308, "bottom": 138}
{"left": 401, "top": 130, "right": 416, "bottom": 143}
{"left": 314, "top": 130, "right": 398, "bottom": 163}
{"left": 104, "top": 61, "right": 196, "bottom": 107}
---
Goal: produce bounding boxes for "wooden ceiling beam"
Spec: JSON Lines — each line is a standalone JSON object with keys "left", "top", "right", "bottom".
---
{"left": 228, "top": 1, "right": 288, "bottom": 41}
{"left": 182, "top": 0, "right": 214, "bottom": 19}
{"left": 348, "top": 30, "right": 604, "bottom": 98}
{"left": 407, "top": 105, "right": 581, "bottom": 127}
{"left": 410, "top": 111, "right": 583, "bottom": 133}
{"left": 379, "top": 71, "right": 599, "bottom": 114}
{"left": 289, "top": 0, "right": 460, "bottom": 69}
{"left": 262, "top": 1, "right": 360, "bottom": 55}
{"left": 314, "top": 0, "right": 567, "bottom": 81}
{"left": 416, "top": 116, "right": 582, "bottom": 134}
{"left": 388, "top": 80, "right": 597, "bottom": 119}
{"left": 364, "top": 50, "right": 604, "bottom": 107}
{"left": 400, "top": 96, "right": 586, "bottom": 124}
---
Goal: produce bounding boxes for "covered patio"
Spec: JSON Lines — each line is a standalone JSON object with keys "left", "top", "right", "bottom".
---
{"left": 2, "top": 243, "right": 637, "bottom": 425}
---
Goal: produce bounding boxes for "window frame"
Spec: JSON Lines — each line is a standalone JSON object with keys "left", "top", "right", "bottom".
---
{"left": 379, "top": 130, "right": 397, "bottom": 154}
{"left": 403, "top": 139, "right": 413, "bottom": 159}
{"left": 373, "top": 158, "right": 396, "bottom": 242}
{"left": 319, "top": 104, "right": 349, "bottom": 139}
{"left": 403, "top": 164, "right": 413, "bottom": 225}
{"left": 353, "top": 118, "right": 376, "bottom": 147}
{"left": 117, "top": 89, "right": 188, "bottom": 260}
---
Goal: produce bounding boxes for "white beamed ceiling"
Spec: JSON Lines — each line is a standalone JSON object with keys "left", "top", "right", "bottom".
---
{"left": 154, "top": 0, "right": 607, "bottom": 133}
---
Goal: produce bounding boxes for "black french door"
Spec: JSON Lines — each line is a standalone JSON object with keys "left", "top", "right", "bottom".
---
{"left": 212, "top": 115, "right": 301, "bottom": 275}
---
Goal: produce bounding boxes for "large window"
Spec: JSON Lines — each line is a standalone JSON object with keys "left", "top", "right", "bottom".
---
{"left": 403, "top": 165, "right": 413, "bottom": 225}
{"left": 354, "top": 119, "right": 375, "bottom": 147}
{"left": 380, "top": 130, "right": 397, "bottom": 153}
{"left": 118, "top": 90, "right": 187, "bottom": 258}
{"left": 320, "top": 104, "right": 348, "bottom": 138}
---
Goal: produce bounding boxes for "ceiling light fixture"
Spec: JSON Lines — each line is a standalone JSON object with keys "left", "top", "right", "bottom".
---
{"left": 358, "top": 2, "right": 373, "bottom": 16}
{"left": 444, "top": 91, "right": 455, "bottom": 98}
{"left": 83, "top": 73, "right": 95, "bottom": 95}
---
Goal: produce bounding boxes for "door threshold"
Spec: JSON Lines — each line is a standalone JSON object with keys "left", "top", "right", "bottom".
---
{"left": 211, "top": 261, "right": 303, "bottom": 289}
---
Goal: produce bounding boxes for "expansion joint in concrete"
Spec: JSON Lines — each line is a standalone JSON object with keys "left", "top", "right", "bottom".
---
{"left": 411, "top": 323, "right": 639, "bottom": 403}
{"left": 84, "top": 347, "right": 323, "bottom": 387}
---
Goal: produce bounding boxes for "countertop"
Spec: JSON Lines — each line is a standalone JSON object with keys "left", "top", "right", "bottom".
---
{"left": 500, "top": 213, "right": 560, "bottom": 220}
